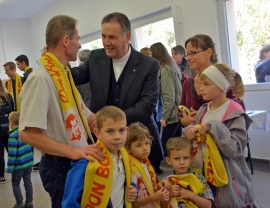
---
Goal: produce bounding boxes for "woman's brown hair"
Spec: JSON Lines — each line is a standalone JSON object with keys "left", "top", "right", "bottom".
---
{"left": 185, "top": 34, "right": 218, "bottom": 64}
{"left": 150, "top": 42, "right": 181, "bottom": 79}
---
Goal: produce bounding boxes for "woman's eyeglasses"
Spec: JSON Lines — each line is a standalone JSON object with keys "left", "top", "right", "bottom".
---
{"left": 186, "top": 49, "right": 206, "bottom": 57}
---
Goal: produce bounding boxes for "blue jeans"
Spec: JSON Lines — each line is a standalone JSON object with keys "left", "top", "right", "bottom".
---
{"left": 11, "top": 166, "right": 33, "bottom": 206}
{"left": 39, "top": 155, "right": 71, "bottom": 208}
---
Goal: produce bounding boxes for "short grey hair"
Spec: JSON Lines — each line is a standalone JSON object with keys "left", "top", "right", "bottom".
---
{"left": 78, "top": 49, "right": 91, "bottom": 62}
{"left": 101, "top": 12, "right": 131, "bottom": 33}
{"left": 171, "top": 45, "right": 186, "bottom": 55}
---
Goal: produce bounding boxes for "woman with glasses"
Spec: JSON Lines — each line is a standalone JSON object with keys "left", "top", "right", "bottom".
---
{"left": 179, "top": 34, "right": 245, "bottom": 127}
{"left": 150, "top": 42, "right": 182, "bottom": 157}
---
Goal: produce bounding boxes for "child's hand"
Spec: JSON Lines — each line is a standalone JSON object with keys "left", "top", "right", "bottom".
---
{"left": 198, "top": 124, "right": 208, "bottom": 139}
{"left": 169, "top": 184, "right": 180, "bottom": 197}
{"left": 158, "top": 180, "right": 170, "bottom": 190}
{"left": 153, "top": 187, "right": 170, "bottom": 201}
{"left": 127, "top": 185, "right": 137, "bottom": 202}
{"left": 181, "top": 111, "right": 197, "bottom": 126}
{"left": 185, "top": 126, "right": 197, "bottom": 140}
{"left": 177, "top": 187, "right": 195, "bottom": 200}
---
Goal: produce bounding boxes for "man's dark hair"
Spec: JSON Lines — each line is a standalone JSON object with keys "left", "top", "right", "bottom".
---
{"left": 15, "top": 55, "right": 29, "bottom": 66}
{"left": 102, "top": 12, "right": 131, "bottom": 33}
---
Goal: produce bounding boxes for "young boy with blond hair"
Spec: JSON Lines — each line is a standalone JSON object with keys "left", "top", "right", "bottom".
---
{"left": 62, "top": 106, "right": 137, "bottom": 207}
{"left": 160, "top": 137, "right": 213, "bottom": 208}
{"left": 7, "top": 112, "right": 33, "bottom": 208}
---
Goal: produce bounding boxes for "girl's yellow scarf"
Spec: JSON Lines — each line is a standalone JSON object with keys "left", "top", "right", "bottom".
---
{"left": 81, "top": 140, "right": 132, "bottom": 208}
{"left": 40, "top": 52, "right": 94, "bottom": 147}
{"left": 179, "top": 106, "right": 228, "bottom": 187}
{"left": 130, "top": 155, "right": 159, "bottom": 207}
{"left": 7, "top": 73, "right": 22, "bottom": 111}
{"left": 195, "top": 124, "right": 228, "bottom": 187}
{"left": 167, "top": 174, "right": 204, "bottom": 208}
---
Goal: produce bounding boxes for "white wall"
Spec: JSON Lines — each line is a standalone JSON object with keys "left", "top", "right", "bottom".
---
{"left": 28, "top": 0, "right": 226, "bottom": 64}
{"left": 0, "top": 0, "right": 228, "bottom": 71}
{"left": 244, "top": 83, "right": 270, "bottom": 161}
{"left": 0, "top": 19, "right": 36, "bottom": 79}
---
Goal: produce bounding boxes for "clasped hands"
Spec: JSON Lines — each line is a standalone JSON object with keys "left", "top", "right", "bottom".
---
{"left": 158, "top": 180, "right": 195, "bottom": 200}
{"left": 185, "top": 124, "right": 208, "bottom": 141}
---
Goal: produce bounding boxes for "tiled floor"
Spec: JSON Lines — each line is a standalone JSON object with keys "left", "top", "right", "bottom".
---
{"left": 1, "top": 150, "right": 270, "bottom": 208}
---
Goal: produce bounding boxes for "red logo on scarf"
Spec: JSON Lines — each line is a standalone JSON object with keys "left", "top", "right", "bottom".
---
{"left": 66, "top": 113, "right": 82, "bottom": 141}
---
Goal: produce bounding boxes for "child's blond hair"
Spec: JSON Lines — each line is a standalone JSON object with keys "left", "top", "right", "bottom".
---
{"left": 9, "top": 111, "right": 20, "bottom": 126}
{"left": 200, "top": 63, "right": 245, "bottom": 99}
{"left": 125, "top": 122, "right": 153, "bottom": 150}
{"left": 166, "top": 137, "right": 193, "bottom": 157}
{"left": 96, "top": 106, "right": 126, "bottom": 129}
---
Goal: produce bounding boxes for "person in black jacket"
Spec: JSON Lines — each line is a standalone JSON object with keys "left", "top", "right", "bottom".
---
{"left": 15, "top": 55, "right": 33, "bottom": 83}
{"left": 0, "top": 79, "right": 14, "bottom": 184}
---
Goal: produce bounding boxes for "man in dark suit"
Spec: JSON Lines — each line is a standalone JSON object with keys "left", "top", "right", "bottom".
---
{"left": 71, "top": 12, "right": 163, "bottom": 173}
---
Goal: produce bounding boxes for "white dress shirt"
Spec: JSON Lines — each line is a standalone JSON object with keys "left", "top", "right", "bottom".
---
{"left": 112, "top": 46, "right": 131, "bottom": 81}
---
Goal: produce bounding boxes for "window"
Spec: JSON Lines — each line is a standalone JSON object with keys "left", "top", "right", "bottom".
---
{"left": 226, "top": 0, "right": 270, "bottom": 84}
{"left": 134, "top": 17, "right": 176, "bottom": 53}
{"left": 81, "top": 38, "right": 103, "bottom": 50}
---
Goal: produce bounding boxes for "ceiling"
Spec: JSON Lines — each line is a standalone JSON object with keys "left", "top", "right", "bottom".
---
{"left": 0, "top": 0, "right": 62, "bottom": 21}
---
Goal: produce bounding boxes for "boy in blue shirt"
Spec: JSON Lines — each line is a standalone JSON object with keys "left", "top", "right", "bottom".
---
{"left": 7, "top": 112, "right": 33, "bottom": 208}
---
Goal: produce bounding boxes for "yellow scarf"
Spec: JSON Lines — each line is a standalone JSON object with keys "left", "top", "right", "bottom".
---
{"left": 24, "top": 66, "right": 31, "bottom": 73}
{"left": 40, "top": 52, "right": 94, "bottom": 146}
{"left": 130, "top": 155, "right": 159, "bottom": 207}
{"left": 7, "top": 73, "right": 22, "bottom": 111}
{"left": 195, "top": 124, "right": 228, "bottom": 187}
{"left": 167, "top": 174, "right": 204, "bottom": 208}
{"left": 81, "top": 140, "right": 132, "bottom": 208}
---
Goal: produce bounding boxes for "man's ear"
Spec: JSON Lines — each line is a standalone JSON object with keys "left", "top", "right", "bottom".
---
{"left": 125, "top": 31, "right": 131, "bottom": 43}
{"left": 62, "top": 35, "right": 69, "bottom": 47}
{"left": 165, "top": 156, "right": 172, "bottom": 166}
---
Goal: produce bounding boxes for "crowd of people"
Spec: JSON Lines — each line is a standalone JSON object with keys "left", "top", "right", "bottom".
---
{"left": 0, "top": 11, "right": 256, "bottom": 208}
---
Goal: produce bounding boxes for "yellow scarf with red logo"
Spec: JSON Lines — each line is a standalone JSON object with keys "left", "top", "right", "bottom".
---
{"left": 40, "top": 52, "right": 94, "bottom": 147}
{"left": 7, "top": 73, "right": 22, "bottom": 111}
{"left": 130, "top": 155, "right": 159, "bottom": 207}
{"left": 195, "top": 124, "right": 228, "bottom": 187}
{"left": 81, "top": 140, "right": 132, "bottom": 208}
{"left": 179, "top": 105, "right": 228, "bottom": 187}
{"left": 167, "top": 174, "right": 204, "bottom": 208}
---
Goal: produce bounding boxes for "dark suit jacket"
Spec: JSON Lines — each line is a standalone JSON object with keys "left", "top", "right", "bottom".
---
{"left": 23, "top": 68, "right": 33, "bottom": 83}
{"left": 71, "top": 46, "right": 160, "bottom": 125}
{"left": 71, "top": 46, "right": 163, "bottom": 166}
